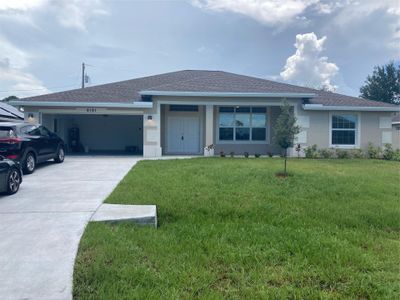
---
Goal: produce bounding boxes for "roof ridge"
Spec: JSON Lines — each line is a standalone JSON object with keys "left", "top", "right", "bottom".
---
{"left": 143, "top": 70, "right": 223, "bottom": 91}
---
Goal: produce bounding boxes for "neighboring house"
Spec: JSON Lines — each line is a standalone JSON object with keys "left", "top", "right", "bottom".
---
{"left": 0, "top": 102, "right": 24, "bottom": 122}
{"left": 392, "top": 114, "right": 400, "bottom": 149}
{"left": 10, "top": 70, "right": 399, "bottom": 157}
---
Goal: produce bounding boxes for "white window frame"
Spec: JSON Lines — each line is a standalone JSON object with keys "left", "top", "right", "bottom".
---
{"left": 216, "top": 106, "right": 270, "bottom": 144}
{"left": 329, "top": 112, "right": 361, "bottom": 148}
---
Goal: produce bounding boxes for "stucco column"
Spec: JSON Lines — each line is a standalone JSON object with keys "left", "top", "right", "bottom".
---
{"left": 143, "top": 112, "right": 162, "bottom": 157}
{"left": 204, "top": 105, "right": 214, "bottom": 154}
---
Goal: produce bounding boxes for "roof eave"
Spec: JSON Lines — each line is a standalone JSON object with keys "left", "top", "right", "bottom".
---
{"left": 139, "top": 91, "right": 316, "bottom": 98}
{"left": 303, "top": 104, "right": 399, "bottom": 112}
{"left": 9, "top": 101, "right": 153, "bottom": 109}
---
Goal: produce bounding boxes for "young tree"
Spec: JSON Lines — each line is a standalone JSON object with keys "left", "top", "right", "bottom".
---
{"left": 273, "top": 102, "right": 300, "bottom": 175}
{"left": 360, "top": 61, "right": 400, "bottom": 105}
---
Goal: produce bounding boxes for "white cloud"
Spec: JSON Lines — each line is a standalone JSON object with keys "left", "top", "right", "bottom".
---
{"left": 192, "top": 0, "right": 319, "bottom": 26}
{"left": 280, "top": 32, "right": 339, "bottom": 91}
{"left": 0, "top": 36, "right": 49, "bottom": 97}
{"left": 0, "top": 0, "right": 108, "bottom": 31}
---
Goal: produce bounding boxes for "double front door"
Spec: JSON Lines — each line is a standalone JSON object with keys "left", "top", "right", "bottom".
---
{"left": 167, "top": 116, "right": 200, "bottom": 154}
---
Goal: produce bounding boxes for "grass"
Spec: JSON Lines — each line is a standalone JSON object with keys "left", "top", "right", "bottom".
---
{"left": 73, "top": 158, "right": 400, "bottom": 299}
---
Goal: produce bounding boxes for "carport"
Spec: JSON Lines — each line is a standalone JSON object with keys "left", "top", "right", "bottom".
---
{"left": 41, "top": 113, "right": 143, "bottom": 155}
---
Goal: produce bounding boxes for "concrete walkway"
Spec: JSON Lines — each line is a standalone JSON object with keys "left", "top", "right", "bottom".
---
{"left": 0, "top": 156, "right": 140, "bottom": 300}
{"left": 92, "top": 204, "right": 157, "bottom": 226}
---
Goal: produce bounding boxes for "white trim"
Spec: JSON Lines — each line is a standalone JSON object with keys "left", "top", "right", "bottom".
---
{"left": 10, "top": 101, "right": 153, "bottom": 109}
{"left": 329, "top": 112, "right": 361, "bottom": 148}
{"left": 141, "top": 91, "right": 315, "bottom": 98}
{"left": 157, "top": 100, "right": 288, "bottom": 106}
{"left": 36, "top": 109, "right": 144, "bottom": 115}
{"left": 303, "top": 104, "right": 399, "bottom": 112}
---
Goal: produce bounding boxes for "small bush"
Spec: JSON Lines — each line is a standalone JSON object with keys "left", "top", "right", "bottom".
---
{"left": 267, "top": 152, "right": 273, "bottom": 158}
{"left": 255, "top": 153, "right": 261, "bottom": 158}
{"left": 318, "top": 148, "right": 335, "bottom": 159}
{"left": 349, "top": 149, "right": 365, "bottom": 159}
{"left": 335, "top": 149, "right": 350, "bottom": 159}
{"left": 244, "top": 152, "right": 249, "bottom": 158}
{"left": 367, "top": 142, "right": 381, "bottom": 159}
{"left": 304, "top": 145, "right": 319, "bottom": 158}
{"left": 230, "top": 151, "right": 235, "bottom": 158}
{"left": 220, "top": 151, "right": 225, "bottom": 158}
{"left": 383, "top": 144, "right": 394, "bottom": 160}
{"left": 393, "top": 149, "right": 400, "bottom": 161}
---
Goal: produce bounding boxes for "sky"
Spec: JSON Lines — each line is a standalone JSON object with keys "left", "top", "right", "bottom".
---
{"left": 0, "top": 0, "right": 399, "bottom": 98}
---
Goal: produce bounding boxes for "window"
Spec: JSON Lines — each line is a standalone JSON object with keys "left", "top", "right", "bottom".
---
{"left": 218, "top": 106, "right": 268, "bottom": 142}
{"left": 20, "top": 125, "right": 41, "bottom": 136}
{"left": 169, "top": 105, "right": 198, "bottom": 112}
{"left": 331, "top": 114, "right": 358, "bottom": 146}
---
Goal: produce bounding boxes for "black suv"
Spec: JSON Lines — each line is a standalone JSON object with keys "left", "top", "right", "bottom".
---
{"left": 0, "top": 122, "right": 65, "bottom": 174}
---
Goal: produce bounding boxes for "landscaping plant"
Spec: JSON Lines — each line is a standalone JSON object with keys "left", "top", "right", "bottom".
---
{"left": 273, "top": 102, "right": 300, "bottom": 175}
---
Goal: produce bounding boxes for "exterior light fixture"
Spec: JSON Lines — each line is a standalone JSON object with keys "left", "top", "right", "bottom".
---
{"left": 27, "top": 113, "right": 35, "bottom": 123}
{"left": 147, "top": 115, "right": 153, "bottom": 120}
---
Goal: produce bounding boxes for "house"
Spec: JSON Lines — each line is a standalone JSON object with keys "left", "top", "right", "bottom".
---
{"left": 10, "top": 70, "right": 399, "bottom": 157}
{"left": 392, "top": 114, "right": 400, "bottom": 149}
{"left": 0, "top": 102, "right": 24, "bottom": 122}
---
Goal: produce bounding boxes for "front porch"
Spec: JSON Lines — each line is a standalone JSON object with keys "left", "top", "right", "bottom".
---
{"left": 143, "top": 102, "right": 287, "bottom": 157}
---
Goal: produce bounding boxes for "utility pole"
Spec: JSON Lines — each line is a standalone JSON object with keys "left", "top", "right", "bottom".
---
{"left": 81, "top": 62, "right": 85, "bottom": 89}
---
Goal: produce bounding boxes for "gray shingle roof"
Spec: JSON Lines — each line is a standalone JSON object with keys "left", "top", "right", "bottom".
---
{"left": 19, "top": 70, "right": 398, "bottom": 108}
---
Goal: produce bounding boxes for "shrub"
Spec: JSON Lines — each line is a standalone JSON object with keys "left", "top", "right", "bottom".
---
{"left": 318, "top": 148, "right": 335, "bottom": 159}
{"left": 383, "top": 144, "right": 394, "bottom": 160}
{"left": 220, "top": 151, "right": 225, "bottom": 158}
{"left": 335, "top": 149, "right": 350, "bottom": 159}
{"left": 244, "top": 152, "right": 249, "bottom": 158}
{"left": 255, "top": 153, "right": 261, "bottom": 158}
{"left": 367, "top": 142, "right": 381, "bottom": 159}
{"left": 393, "top": 149, "right": 400, "bottom": 161}
{"left": 350, "top": 149, "right": 365, "bottom": 159}
{"left": 230, "top": 151, "right": 235, "bottom": 158}
{"left": 295, "top": 144, "right": 302, "bottom": 158}
{"left": 304, "top": 145, "right": 318, "bottom": 158}
{"left": 267, "top": 152, "right": 273, "bottom": 158}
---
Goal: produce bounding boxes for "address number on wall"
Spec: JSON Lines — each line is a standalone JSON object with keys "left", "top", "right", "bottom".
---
{"left": 86, "top": 108, "right": 97, "bottom": 113}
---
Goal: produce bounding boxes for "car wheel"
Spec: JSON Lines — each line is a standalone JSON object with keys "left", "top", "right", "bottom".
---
{"left": 23, "top": 152, "right": 36, "bottom": 174}
{"left": 54, "top": 147, "right": 65, "bottom": 163}
{"left": 7, "top": 168, "right": 21, "bottom": 195}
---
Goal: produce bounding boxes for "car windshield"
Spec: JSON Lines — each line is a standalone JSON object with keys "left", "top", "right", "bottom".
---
{"left": 0, "top": 128, "right": 16, "bottom": 138}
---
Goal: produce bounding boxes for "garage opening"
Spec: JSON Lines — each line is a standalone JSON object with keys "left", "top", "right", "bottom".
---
{"left": 42, "top": 114, "right": 143, "bottom": 155}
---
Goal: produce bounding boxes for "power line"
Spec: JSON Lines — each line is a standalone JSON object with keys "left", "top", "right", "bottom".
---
{"left": 0, "top": 83, "right": 79, "bottom": 93}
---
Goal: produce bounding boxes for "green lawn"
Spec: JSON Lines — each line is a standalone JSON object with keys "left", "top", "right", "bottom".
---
{"left": 73, "top": 158, "right": 400, "bottom": 299}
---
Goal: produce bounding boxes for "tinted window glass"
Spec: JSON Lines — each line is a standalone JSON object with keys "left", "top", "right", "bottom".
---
{"left": 235, "top": 128, "right": 250, "bottom": 140}
{"left": 39, "top": 126, "right": 51, "bottom": 136}
{"left": 332, "top": 115, "right": 356, "bottom": 129}
{"left": 235, "top": 106, "right": 250, "bottom": 113}
{"left": 169, "top": 105, "right": 198, "bottom": 112}
{"left": 219, "top": 113, "right": 235, "bottom": 127}
{"left": 252, "top": 128, "right": 266, "bottom": 140}
{"left": 252, "top": 114, "right": 266, "bottom": 127}
{"left": 20, "top": 125, "right": 35, "bottom": 134}
{"left": 252, "top": 107, "right": 267, "bottom": 113}
{"left": 235, "top": 113, "right": 250, "bottom": 127}
{"left": 219, "top": 107, "right": 234, "bottom": 113}
{"left": 219, "top": 128, "right": 233, "bottom": 140}
{"left": 332, "top": 130, "right": 355, "bottom": 145}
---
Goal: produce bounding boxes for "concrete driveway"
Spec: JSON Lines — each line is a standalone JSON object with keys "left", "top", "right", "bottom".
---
{"left": 0, "top": 156, "right": 140, "bottom": 300}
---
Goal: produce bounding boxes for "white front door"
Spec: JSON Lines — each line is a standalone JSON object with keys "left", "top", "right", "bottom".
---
{"left": 167, "top": 116, "right": 200, "bottom": 154}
